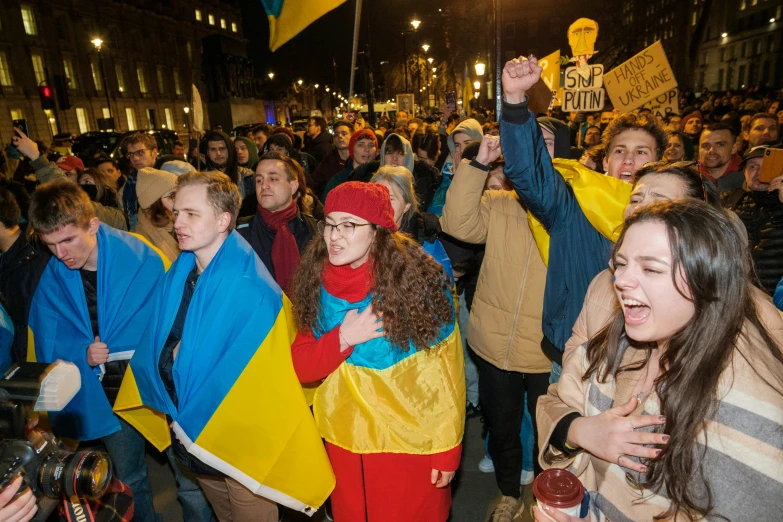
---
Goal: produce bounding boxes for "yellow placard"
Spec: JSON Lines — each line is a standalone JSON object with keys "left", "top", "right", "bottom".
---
{"left": 539, "top": 50, "right": 561, "bottom": 92}
{"left": 603, "top": 41, "right": 677, "bottom": 112}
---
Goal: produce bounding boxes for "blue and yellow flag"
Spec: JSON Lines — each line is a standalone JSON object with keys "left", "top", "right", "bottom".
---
{"left": 312, "top": 288, "right": 465, "bottom": 455}
{"left": 114, "top": 231, "right": 335, "bottom": 514}
{"left": 529, "top": 159, "right": 633, "bottom": 265}
{"left": 27, "top": 224, "right": 167, "bottom": 440}
{"left": 262, "top": 0, "right": 347, "bottom": 51}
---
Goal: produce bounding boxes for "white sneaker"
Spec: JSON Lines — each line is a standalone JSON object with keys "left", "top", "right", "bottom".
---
{"left": 520, "top": 470, "right": 534, "bottom": 485}
{"left": 478, "top": 456, "right": 495, "bottom": 473}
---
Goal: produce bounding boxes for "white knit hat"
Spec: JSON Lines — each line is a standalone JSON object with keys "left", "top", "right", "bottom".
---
{"left": 136, "top": 168, "right": 178, "bottom": 209}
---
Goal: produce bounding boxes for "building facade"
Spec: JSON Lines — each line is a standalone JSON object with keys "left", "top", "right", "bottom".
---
{"left": 0, "top": 0, "right": 248, "bottom": 145}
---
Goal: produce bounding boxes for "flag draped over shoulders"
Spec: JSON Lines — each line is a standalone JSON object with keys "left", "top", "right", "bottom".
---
{"left": 114, "top": 231, "right": 334, "bottom": 515}
{"left": 27, "top": 224, "right": 167, "bottom": 440}
{"left": 313, "top": 288, "right": 466, "bottom": 455}
{"left": 529, "top": 159, "right": 633, "bottom": 265}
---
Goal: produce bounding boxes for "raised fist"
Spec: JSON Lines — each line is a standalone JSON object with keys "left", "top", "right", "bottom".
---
{"left": 502, "top": 56, "right": 543, "bottom": 104}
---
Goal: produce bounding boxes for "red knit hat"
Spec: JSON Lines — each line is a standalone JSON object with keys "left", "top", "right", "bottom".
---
{"left": 324, "top": 181, "right": 397, "bottom": 232}
{"left": 348, "top": 129, "right": 378, "bottom": 159}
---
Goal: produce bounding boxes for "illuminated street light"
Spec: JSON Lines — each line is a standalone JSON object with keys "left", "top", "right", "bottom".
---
{"left": 91, "top": 38, "right": 103, "bottom": 50}
{"left": 315, "top": 83, "right": 319, "bottom": 89}
{"left": 475, "top": 57, "right": 486, "bottom": 76}
{"left": 721, "top": 32, "right": 728, "bottom": 37}
{"left": 325, "top": 87, "right": 330, "bottom": 92}
{"left": 473, "top": 80, "right": 481, "bottom": 90}
{"left": 268, "top": 72, "right": 275, "bottom": 79}
{"left": 183, "top": 107, "right": 190, "bottom": 114}
{"left": 297, "top": 79, "right": 303, "bottom": 85}
{"left": 427, "top": 57, "right": 434, "bottom": 64}
{"left": 411, "top": 19, "right": 421, "bottom": 29}
{"left": 422, "top": 44, "right": 430, "bottom": 52}
{"left": 474, "top": 92, "right": 480, "bottom": 99}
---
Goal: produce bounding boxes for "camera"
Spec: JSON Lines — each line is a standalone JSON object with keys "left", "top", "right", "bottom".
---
{"left": 0, "top": 362, "right": 112, "bottom": 520}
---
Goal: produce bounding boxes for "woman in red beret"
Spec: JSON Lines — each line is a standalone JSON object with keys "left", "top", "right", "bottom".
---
{"left": 289, "top": 181, "right": 465, "bottom": 522}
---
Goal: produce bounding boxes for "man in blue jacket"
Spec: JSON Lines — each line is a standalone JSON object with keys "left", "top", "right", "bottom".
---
{"left": 500, "top": 56, "right": 666, "bottom": 381}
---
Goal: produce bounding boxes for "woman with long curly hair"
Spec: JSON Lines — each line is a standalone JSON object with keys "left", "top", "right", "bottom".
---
{"left": 534, "top": 200, "right": 783, "bottom": 522}
{"left": 289, "top": 182, "right": 465, "bottom": 522}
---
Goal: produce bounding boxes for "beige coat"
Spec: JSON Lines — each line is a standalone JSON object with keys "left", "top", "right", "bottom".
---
{"left": 132, "top": 211, "right": 180, "bottom": 263}
{"left": 538, "top": 269, "right": 783, "bottom": 520}
{"left": 440, "top": 160, "right": 550, "bottom": 373}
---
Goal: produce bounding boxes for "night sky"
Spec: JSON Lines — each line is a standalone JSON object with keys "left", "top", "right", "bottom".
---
{"left": 240, "top": 0, "right": 449, "bottom": 93}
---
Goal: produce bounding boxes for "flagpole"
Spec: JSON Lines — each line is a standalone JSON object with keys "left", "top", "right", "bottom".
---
{"left": 348, "top": 0, "right": 362, "bottom": 108}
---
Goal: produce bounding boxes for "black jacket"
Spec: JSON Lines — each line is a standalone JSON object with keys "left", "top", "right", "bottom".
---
{"left": 236, "top": 211, "right": 318, "bottom": 279}
{"left": 0, "top": 231, "right": 51, "bottom": 364}
{"left": 304, "top": 131, "right": 334, "bottom": 165}
{"left": 348, "top": 160, "right": 441, "bottom": 211}
{"left": 732, "top": 189, "right": 783, "bottom": 295}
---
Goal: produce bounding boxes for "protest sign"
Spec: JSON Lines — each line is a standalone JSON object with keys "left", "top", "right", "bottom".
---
{"left": 604, "top": 41, "right": 677, "bottom": 112}
{"left": 643, "top": 89, "right": 679, "bottom": 118}
{"left": 563, "top": 88, "right": 605, "bottom": 112}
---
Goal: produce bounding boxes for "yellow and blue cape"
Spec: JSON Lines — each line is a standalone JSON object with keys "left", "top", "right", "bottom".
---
{"left": 27, "top": 224, "right": 167, "bottom": 440}
{"left": 114, "top": 231, "right": 335, "bottom": 515}
{"left": 313, "top": 287, "right": 466, "bottom": 455}
{"left": 529, "top": 159, "right": 633, "bottom": 265}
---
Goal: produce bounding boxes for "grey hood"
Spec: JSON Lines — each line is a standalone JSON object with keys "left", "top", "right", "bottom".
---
{"left": 447, "top": 118, "right": 483, "bottom": 155}
{"left": 380, "top": 133, "right": 415, "bottom": 172}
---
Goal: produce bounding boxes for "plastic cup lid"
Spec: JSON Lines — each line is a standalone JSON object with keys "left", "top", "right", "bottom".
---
{"left": 533, "top": 469, "right": 584, "bottom": 508}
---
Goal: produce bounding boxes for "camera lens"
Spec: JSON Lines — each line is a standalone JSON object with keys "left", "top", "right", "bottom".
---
{"left": 38, "top": 450, "right": 112, "bottom": 499}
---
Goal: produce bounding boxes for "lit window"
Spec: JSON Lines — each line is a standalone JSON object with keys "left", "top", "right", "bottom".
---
{"left": 63, "top": 58, "right": 77, "bottom": 89}
{"left": 91, "top": 58, "right": 103, "bottom": 91}
{"left": 208, "top": 14, "right": 215, "bottom": 26}
{"left": 692, "top": 11, "right": 697, "bottom": 25}
{"left": 76, "top": 108, "right": 89, "bottom": 134}
{"left": 137, "top": 66, "right": 147, "bottom": 93}
{"left": 165, "top": 108, "right": 173, "bottom": 129}
{"left": 0, "top": 52, "right": 13, "bottom": 86}
{"left": 31, "top": 54, "right": 45, "bottom": 84}
{"left": 102, "top": 107, "right": 110, "bottom": 119}
{"left": 10, "top": 109, "right": 24, "bottom": 120}
{"left": 156, "top": 66, "right": 165, "bottom": 94}
{"left": 195, "top": 9, "right": 202, "bottom": 21}
{"left": 21, "top": 5, "right": 37, "bottom": 36}
{"left": 220, "top": 18, "right": 226, "bottom": 29}
{"left": 174, "top": 70, "right": 182, "bottom": 95}
{"left": 126, "top": 107, "right": 136, "bottom": 130}
{"left": 740, "top": 0, "right": 746, "bottom": 9}
{"left": 115, "top": 64, "right": 126, "bottom": 92}
{"left": 231, "top": 22, "right": 238, "bottom": 33}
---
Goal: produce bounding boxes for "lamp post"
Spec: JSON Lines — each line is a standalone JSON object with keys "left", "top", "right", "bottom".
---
{"left": 183, "top": 106, "right": 191, "bottom": 133}
{"left": 91, "top": 38, "right": 112, "bottom": 125}
{"left": 268, "top": 72, "right": 275, "bottom": 80}
{"left": 411, "top": 19, "right": 421, "bottom": 112}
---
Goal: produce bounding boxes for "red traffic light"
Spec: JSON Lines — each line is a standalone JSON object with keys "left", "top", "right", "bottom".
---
{"left": 42, "top": 86, "right": 52, "bottom": 97}
{"left": 39, "top": 84, "right": 56, "bottom": 110}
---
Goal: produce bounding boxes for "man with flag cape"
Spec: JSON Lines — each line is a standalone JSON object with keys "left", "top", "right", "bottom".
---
{"left": 26, "top": 179, "right": 182, "bottom": 522}
{"left": 114, "top": 171, "right": 334, "bottom": 521}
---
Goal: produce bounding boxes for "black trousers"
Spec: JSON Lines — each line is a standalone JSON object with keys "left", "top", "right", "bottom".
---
{"left": 476, "top": 356, "right": 550, "bottom": 499}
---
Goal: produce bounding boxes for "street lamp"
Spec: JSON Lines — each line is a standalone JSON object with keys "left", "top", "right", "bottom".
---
{"left": 325, "top": 86, "right": 330, "bottom": 92}
{"left": 410, "top": 20, "right": 421, "bottom": 110}
{"left": 427, "top": 57, "right": 434, "bottom": 64}
{"left": 422, "top": 44, "right": 430, "bottom": 53}
{"left": 473, "top": 81, "right": 481, "bottom": 90}
{"left": 475, "top": 57, "right": 486, "bottom": 76}
{"left": 268, "top": 72, "right": 275, "bottom": 80}
{"left": 297, "top": 79, "right": 303, "bottom": 85}
{"left": 183, "top": 106, "right": 191, "bottom": 132}
{"left": 91, "top": 37, "right": 112, "bottom": 123}
{"left": 411, "top": 19, "right": 421, "bottom": 29}
{"left": 315, "top": 83, "right": 319, "bottom": 89}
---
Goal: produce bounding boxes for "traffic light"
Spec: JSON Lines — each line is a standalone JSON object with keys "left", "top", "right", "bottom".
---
{"left": 39, "top": 84, "right": 56, "bottom": 110}
{"left": 53, "top": 75, "right": 71, "bottom": 111}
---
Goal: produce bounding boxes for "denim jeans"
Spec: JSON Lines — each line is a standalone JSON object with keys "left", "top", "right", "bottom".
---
{"left": 483, "top": 392, "right": 535, "bottom": 473}
{"left": 550, "top": 361, "right": 563, "bottom": 384}
{"left": 102, "top": 417, "right": 162, "bottom": 522}
{"left": 166, "top": 446, "right": 218, "bottom": 522}
{"left": 458, "top": 292, "right": 479, "bottom": 407}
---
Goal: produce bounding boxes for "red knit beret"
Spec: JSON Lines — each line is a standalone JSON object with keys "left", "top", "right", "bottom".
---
{"left": 324, "top": 181, "right": 397, "bottom": 232}
{"left": 348, "top": 129, "right": 379, "bottom": 159}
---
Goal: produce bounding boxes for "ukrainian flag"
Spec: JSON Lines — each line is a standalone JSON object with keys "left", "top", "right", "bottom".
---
{"left": 529, "top": 159, "right": 632, "bottom": 265}
{"left": 312, "top": 288, "right": 465, "bottom": 455}
{"left": 114, "top": 231, "right": 335, "bottom": 514}
{"left": 262, "top": 0, "right": 348, "bottom": 52}
{"left": 27, "top": 224, "right": 168, "bottom": 440}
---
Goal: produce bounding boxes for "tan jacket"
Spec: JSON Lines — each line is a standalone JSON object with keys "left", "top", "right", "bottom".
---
{"left": 539, "top": 269, "right": 783, "bottom": 521}
{"left": 132, "top": 211, "right": 179, "bottom": 263}
{"left": 440, "top": 160, "right": 550, "bottom": 373}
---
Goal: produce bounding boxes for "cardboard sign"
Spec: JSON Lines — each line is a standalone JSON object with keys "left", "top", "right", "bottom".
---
{"left": 564, "top": 65, "right": 603, "bottom": 90}
{"left": 604, "top": 41, "right": 678, "bottom": 112}
{"left": 643, "top": 89, "right": 679, "bottom": 117}
{"left": 396, "top": 94, "right": 415, "bottom": 113}
{"left": 563, "top": 89, "right": 605, "bottom": 112}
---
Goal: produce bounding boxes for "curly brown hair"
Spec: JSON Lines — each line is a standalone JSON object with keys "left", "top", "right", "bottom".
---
{"left": 290, "top": 227, "right": 453, "bottom": 350}
{"left": 602, "top": 112, "right": 667, "bottom": 161}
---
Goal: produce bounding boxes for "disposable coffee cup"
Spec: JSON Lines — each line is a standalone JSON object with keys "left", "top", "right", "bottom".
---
{"left": 533, "top": 469, "right": 584, "bottom": 520}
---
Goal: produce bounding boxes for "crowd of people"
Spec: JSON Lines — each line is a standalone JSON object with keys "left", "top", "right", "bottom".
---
{"left": 0, "top": 54, "right": 782, "bottom": 522}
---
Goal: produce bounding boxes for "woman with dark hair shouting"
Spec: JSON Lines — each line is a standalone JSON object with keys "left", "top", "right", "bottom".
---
{"left": 289, "top": 182, "right": 465, "bottom": 522}
{"left": 534, "top": 200, "right": 783, "bottom": 522}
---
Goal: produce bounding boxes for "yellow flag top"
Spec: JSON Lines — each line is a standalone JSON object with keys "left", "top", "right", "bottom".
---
{"left": 529, "top": 159, "right": 633, "bottom": 265}
{"left": 264, "top": 0, "right": 348, "bottom": 51}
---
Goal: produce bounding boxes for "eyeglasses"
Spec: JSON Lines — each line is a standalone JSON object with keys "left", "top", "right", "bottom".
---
{"left": 126, "top": 149, "right": 153, "bottom": 159}
{"left": 317, "top": 221, "right": 372, "bottom": 238}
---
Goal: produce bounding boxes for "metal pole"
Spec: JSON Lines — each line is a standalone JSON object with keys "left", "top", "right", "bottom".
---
{"left": 364, "top": 3, "right": 376, "bottom": 128}
{"left": 416, "top": 31, "right": 421, "bottom": 112}
{"left": 402, "top": 33, "right": 409, "bottom": 93}
{"left": 348, "top": 0, "right": 362, "bottom": 103}
{"left": 494, "top": 0, "right": 502, "bottom": 118}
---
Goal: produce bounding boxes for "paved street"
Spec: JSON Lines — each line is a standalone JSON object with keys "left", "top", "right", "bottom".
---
{"left": 147, "top": 416, "right": 536, "bottom": 521}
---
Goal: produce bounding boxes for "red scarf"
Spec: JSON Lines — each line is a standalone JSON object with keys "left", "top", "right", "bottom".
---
{"left": 322, "top": 260, "right": 374, "bottom": 303}
{"left": 259, "top": 201, "right": 299, "bottom": 293}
